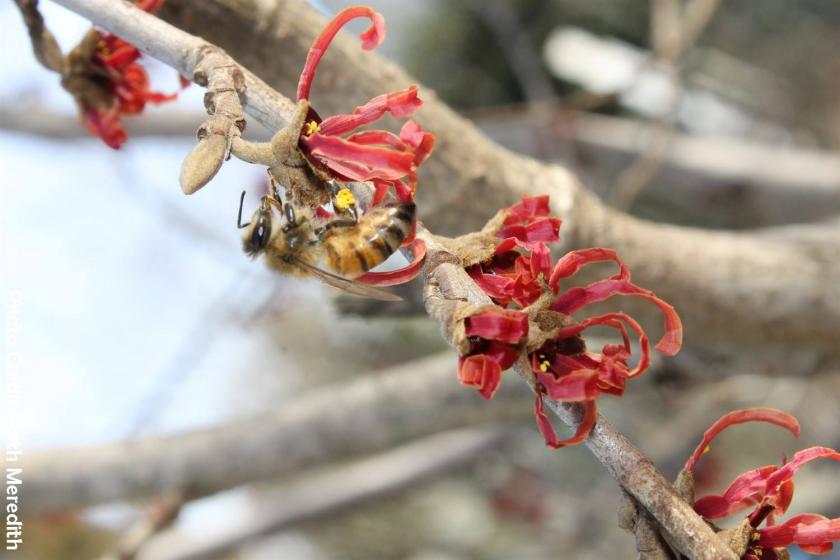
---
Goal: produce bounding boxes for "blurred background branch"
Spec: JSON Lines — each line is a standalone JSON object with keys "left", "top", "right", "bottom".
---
{"left": 157, "top": 427, "right": 509, "bottom": 560}
{"left": 20, "top": 353, "right": 530, "bottom": 513}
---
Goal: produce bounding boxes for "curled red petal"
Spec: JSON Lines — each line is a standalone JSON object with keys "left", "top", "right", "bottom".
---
{"left": 297, "top": 6, "right": 386, "bottom": 100}
{"left": 504, "top": 195, "right": 551, "bottom": 225}
{"left": 467, "top": 266, "right": 517, "bottom": 303}
{"left": 684, "top": 408, "right": 801, "bottom": 473}
{"left": 763, "top": 447, "right": 840, "bottom": 502}
{"left": 317, "top": 86, "right": 422, "bottom": 136}
{"left": 304, "top": 134, "right": 415, "bottom": 181}
{"left": 371, "top": 180, "right": 395, "bottom": 206}
{"left": 394, "top": 180, "right": 414, "bottom": 204}
{"left": 399, "top": 120, "right": 436, "bottom": 165}
{"left": 529, "top": 242, "right": 552, "bottom": 281}
{"left": 552, "top": 312, "right": 650, "bottom": 379}
{"left": 355, "top": 239, "right": 426, "bottom": 286}
{"left": 549, "top": 248, "right": 631, "bottom": 289}
{"left": 694, "top": 465, "right": 778, "bottom": 519}
{"left": 773, "top": 479, "right": 795, "bottom": 517}
{"left": 497, "top": 217, "right": 561, "bottom": 244}
{"left": 534, "top": 368, "right": 600, "bottom": 401}
{"left": 458, "top": 354, "right": 503, "bottom": 400}
{"left": 346, "top": 130, "right": 408, "bottom": 150}
{"left": 465, "top": 308, "right": 529, "bottom": 344}
{"left": 552, "top": 279, "right": 683, "bottom": 356}
{"left": 534, "top": 396, "right": 596, "bottom": 449}
{"left": 311, "top": 158, "right": 380, "bottom": 183}
{"left": 493, "top": 237, "right": 519, "bottom": 255}
{"left": 482, "top": 340, "right": 521, "bottom": 370}
{"left": 758, "top": 514, "right": 840, "bottom": 552}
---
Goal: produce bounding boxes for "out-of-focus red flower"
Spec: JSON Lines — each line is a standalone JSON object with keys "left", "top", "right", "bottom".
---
{"left": 294, "top": 6, "right": 435, "bottom": 206}
{"left": 683, "top": 408, "right": 840, "bottom": 558}
{"left": 457, "top": 308, "right": 529, "bottom": 400}
{"left": 461, "top": 195, "right": 682, "bottom": 449}
{"left": 77, "top": 0, "right": 180, "bottom": 149}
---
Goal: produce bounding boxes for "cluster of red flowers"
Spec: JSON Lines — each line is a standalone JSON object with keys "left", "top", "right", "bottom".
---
{"left": 80, "top": 0, "right": 181, "bottom": 148}
{"left": 457, "top": 195, "right": 683, "bottom": 448}
{"left": 288, "top": 6, "right": 435, "bottom": 286}
{"left": 683, "top": 408, "right": 840, "bottom": 558}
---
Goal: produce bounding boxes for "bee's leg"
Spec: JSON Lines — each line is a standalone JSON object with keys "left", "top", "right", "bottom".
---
{"left": 330, "top": 181, "right": 359, "bottom": 224}
{"left": 265, "top": 196, "right": 283, "bottom": 213}
{"left": 266, "top": 169, "right": 284, "bottom": 204}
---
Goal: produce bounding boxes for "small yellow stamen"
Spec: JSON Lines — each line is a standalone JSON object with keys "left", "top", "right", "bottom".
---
{"left": 702, "top": 445, "right": 711, "bottom": 455}
{"left": 752, "top": 532, "right": 761, "bottom": 542}
{"left": 304, "top": 120, "right": 321, "bottom": 136}
{"left": 334, "top": 187, "right": 356, "bottom": 211}
{"left": 754, "top": 548, "right": 762, "bottom": 557}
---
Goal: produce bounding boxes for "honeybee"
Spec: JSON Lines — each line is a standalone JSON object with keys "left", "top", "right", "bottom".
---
{"left": 238, "top": 189, "right": 416, "bottom": 301}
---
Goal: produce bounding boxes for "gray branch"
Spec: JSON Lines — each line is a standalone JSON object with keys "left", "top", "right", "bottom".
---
{"left": 19, "top": 353, "right": 528, "bottom": 513}
{"left": 159, "top": 428, "right": 507, "bottom": 560}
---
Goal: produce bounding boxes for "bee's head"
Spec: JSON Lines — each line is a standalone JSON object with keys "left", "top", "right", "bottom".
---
{"left": 238, "top": 191, "right": 274, "bottom": 258}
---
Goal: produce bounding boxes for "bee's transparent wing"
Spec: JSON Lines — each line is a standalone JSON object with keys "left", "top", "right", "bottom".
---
{"left": 291, "top": 257, "right": 403, "bottom": 301}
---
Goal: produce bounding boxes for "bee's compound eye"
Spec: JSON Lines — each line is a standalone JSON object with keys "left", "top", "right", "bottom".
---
{"left": 250, "top": 213, "right": 272, "bottom": 250}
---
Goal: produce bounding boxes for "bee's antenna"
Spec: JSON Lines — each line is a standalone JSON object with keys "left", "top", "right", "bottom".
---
{"left": 237, "top": 191, "right": 251, "bottom": 229}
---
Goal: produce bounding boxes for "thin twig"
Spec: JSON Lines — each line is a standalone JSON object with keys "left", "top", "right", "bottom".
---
{"left": 609, "top": 0, "right": 721, "bottom": 210}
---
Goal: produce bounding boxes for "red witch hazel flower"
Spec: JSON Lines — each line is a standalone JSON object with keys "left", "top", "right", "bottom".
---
{"left": 62, "top": 0, "right": 183, "bottom": 149}
{"left": 266, "top": 5, "right": 435, "bottom": 287}
{"left": 294, "top": 6, "right": 435, "bottom": 207}
{"left": 679, "top": 408, "right": 840, "bottom": 559}
{"left": 456, "top": 195, "right": 682, "bottom": 448}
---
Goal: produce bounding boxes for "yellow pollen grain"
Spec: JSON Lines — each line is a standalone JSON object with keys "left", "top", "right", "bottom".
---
{"left": 752, "top": 532, "right": 761, "bottom": 541}
{"left": 304, "top": 120, "right": 321, "bottom": 136}
{"left": 539, "top": 360, "right": 550, "bottom": 373}
{"left": 334, "top": 188, "right": 356, "bottom": 211}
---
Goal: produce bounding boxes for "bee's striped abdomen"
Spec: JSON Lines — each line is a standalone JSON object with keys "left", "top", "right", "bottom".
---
{"left": 323, "top": 203, "right": 416, "bottom": 277}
